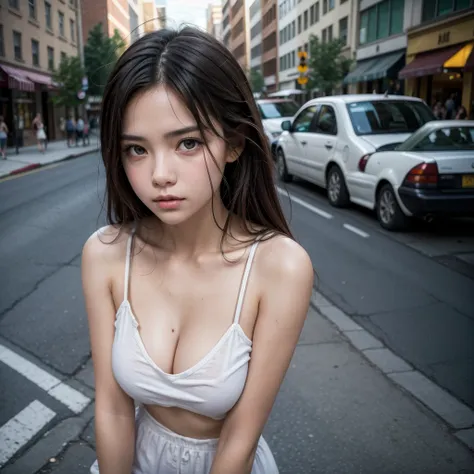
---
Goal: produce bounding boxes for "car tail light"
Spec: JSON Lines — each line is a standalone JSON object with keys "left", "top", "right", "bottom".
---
{"left": 404, "top": 162, "right": 438, "bottom": 187}
{"left": 358, "top": 154, "right": 371, "bottom": 172}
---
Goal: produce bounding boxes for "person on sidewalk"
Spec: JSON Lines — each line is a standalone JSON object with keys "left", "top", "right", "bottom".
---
{"left": 66, "top": 117, "right": 76, "bottom": 147}
{"left": 32, "top": 114, "right": 47, "bottom": 154}
{"left": 82, "top": 27, "right": 314, "bottom": 474}
{"left": 76, "top": 117, "right": 85, "bottom": 146}
{"left": 83, "top": 119, "right": 90, "bottom": 146}
{"left": 0, "top": 116, "right": 8, "bottom": 159}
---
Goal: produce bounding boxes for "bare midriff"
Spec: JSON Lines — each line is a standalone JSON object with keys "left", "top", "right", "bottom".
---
{"left": 145, "top": 404, "right": 224, "bottom": 439}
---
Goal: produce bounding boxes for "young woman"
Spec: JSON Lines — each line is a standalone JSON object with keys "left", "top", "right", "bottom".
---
{"left": 32, "top": 113, "right": 47, "bottom": 153}
{"left": 82, "top": 27, "right": 313, "bottom": 474}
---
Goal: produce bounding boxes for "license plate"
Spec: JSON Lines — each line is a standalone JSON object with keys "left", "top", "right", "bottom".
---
{"left": 462, "top": 175, "right": 474, "bottom": 188}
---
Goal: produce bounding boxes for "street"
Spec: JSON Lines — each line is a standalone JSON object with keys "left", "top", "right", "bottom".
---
{"left": 0, "top": 152, "right": 473, "bottom": 474}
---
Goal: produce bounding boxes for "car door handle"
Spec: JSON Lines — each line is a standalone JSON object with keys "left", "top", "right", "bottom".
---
{"left": 325, "top": 144, "right": 333, "bottom": 150}
{"left": 300, "top": 141, "right": 307, "bottom": 146}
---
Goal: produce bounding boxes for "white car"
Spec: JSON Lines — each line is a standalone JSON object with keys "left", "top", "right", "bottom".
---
{"left": 256, "top": 99, "right": 299, "bottom": 150}
{"left": 276, "top": 94, "right": 435, "bottom": 221}
{"left": 359, "top": 120, "right": 474, "bottom": 230}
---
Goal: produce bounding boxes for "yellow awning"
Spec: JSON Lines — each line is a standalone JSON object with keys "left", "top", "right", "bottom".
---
{"left": 443, "top": 43, "right": 474, "bottom": 69}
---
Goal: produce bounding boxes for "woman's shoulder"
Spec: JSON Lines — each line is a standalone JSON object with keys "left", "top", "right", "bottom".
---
{"left": 255, "top": 233, "right": 313, "bottom": 285}
{"left": 82, "top": 224, "right": 134, "bottom": 269}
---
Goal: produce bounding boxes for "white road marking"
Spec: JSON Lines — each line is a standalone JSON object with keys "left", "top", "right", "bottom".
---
{"left": 276, "top": 187, "right": 333, "bottom": 219}
{"left": 0, "top": 400, "right": 56, "bottom": 466}
{"left": 343, "top": 224, "right": 370, "bottom": 238}
{"left": 0, "top": 344, "right": 90, "bottom": 414}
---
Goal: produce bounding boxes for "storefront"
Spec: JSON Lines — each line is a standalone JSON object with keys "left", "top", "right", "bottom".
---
{"left": 0, "top": 64, "right": 59, "bottom": 147}
{"left": 343, "top": 50, "right": 407, "bottom": 95}
{"left": 400, "top": 11, "right": 474, "bottom": 115}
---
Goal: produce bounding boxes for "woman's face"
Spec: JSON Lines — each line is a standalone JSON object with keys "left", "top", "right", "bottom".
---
{"left": 121, "top": 85, "right": 237, "bottom": 227}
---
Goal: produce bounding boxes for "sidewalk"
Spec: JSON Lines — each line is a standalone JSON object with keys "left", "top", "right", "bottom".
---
{"left": 0, "top": 138, "right": 100, "bottom": 179}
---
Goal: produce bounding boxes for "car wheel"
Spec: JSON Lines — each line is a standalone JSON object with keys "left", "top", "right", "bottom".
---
{"left": 277, "top": 149, "right": 292, "bottom": 183}
{"left": 326, "top": 165, "right": 349, "bottom": 207}
{"left": 376, "top": 183, "right": 409, "bottom": 231}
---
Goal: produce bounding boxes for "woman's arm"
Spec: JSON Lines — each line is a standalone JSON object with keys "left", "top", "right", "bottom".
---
{"left": 210, "top": 237, "right": 314, "bottom": 474}
{"left": 82, "top": 230, "right": 136, "bottom": 474}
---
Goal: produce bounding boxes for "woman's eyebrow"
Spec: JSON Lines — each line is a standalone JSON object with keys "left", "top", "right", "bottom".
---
{"left": 121, "top": 126, "right": 201, "bottom": 142}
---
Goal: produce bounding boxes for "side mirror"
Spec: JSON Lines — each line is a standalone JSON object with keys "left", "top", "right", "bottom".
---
{"left": 281, "top": 120, "right": 292, "bottom": 132}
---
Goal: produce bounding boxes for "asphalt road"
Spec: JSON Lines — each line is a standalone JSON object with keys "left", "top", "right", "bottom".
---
{"left": 0, "top": 153, "right": 473, "bottom": 474}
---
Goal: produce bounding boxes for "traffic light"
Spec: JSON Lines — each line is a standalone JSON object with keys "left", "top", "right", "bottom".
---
{"left": 297, "top": 51, "right": 308, "bottom": 73}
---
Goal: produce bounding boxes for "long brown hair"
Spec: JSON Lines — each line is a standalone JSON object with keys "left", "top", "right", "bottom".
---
{"left": 101, "top": 27, "right": 293, "bottom": 243}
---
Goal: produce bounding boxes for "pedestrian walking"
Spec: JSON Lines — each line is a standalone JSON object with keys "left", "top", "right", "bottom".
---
{"left": 82, "top": 27, "right": 313, "bottom": 474}
{"left": 83, "top": 119, "right": 90, "bottom": 146}
{"left": 76, "top": 116, "right": 85, "bottom": 146}
{"left": 66, "top": 116, "right": 76, "bottom": 147}
{"left": 0, "top": 116, "right": 8, "bottom": 159}
{"left": 32, "top": 113, "right": 47, "bottom": 153}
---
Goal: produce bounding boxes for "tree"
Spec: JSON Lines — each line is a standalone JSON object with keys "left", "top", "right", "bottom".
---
{"left": 84, "top": 23, "right": 126, "bottom": 97}
{"left": 249, "top": 68, "right": 265, "bottom": 94}
{"left": 51, "top": 55, "right": 86, "bottom": 109}
{"left": 307, "top": 35, "right": 353, "bottom": 96}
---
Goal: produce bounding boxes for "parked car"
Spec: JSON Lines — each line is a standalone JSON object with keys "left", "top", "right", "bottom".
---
{"left": 276, "top": 94, "right": 435, "bottom": 220}
{"left": 256, "top": 98, "right": 299, "bottom": 155}
{"left": 359, "top": 120, "right": 474, "bottom": 229}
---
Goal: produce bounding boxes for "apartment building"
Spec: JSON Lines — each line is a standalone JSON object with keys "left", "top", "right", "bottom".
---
{"left": 344, "top": 0, "right": 411, "bottom": 94}
{"left": 278, "top": 0, "right": 356, "bottom": 93}
{"left": 222, "top": 1, "right": 231, "bottom": 48}
{"left": 82, "top": 0, "right": 144, "bottom": 44}
{"left": 207, "top": 2, "right": 223, "bottom": 42}
{"left": 261, "top": 0, "right": 278, "bottom": 92}
{"left": 142, "top": 0, "right": 165, "bottom": 33}
{"left": 249, "top": 0, "right": 263, "bottom": 85}
{"left": 400, "top": 0, "right": 474, "bottom": 114}
{"left": 0, "top": 0, "right": 81, "bottom": 146}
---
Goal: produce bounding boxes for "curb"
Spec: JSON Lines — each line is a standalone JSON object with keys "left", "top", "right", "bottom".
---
{"left": 0, "top": 148, "right": 99, "bottom": 179}
{"left": 310, "top": 290, "right": 474, "bottom": 452}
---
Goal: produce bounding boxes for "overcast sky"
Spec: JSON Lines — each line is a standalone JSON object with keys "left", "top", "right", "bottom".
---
{"left": 158, "top": 0, "right": 221, "bottom": 31}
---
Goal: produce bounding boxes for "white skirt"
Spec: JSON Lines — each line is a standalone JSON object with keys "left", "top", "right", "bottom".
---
{"left": 90, "top": 406, "right": 279, "bottom": 474}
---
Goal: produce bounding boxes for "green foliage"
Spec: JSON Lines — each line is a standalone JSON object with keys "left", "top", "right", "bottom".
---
{"left": 307, "top": 36, "right": 353, "bottom": 95}
{"left": 249, "top": 68, "right": 265, "bottom": 94}
{"left": 51, "top": 55, "right": 85, "bottom": 108}
{"left": 84, "top": 23, "right": 126, "bottom": 97}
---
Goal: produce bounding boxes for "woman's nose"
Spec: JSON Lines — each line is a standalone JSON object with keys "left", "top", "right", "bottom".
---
{"left": 151, "top": 155, "right": 177, "bottom": 188}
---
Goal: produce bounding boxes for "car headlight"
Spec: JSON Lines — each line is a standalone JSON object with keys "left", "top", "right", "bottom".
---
{"left": 271, "top": 131, "right": 282, "bottom": 139}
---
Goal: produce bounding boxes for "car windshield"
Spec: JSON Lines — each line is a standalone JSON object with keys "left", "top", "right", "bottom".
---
{"left": 258, "top": 101, "right": 299, "bottom": 119}
{"left": 398, "top": 126, "right": 474, "bottom": 151}
{"left": 346, "top": 100, "right": 434, "bottom": 135}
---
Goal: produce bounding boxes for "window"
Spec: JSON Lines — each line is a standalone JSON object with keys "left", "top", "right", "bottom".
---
{"left": 304, "top": 10, "right": 308, "bottom": 30}
{"left": 347, "top": 100, "right": 434, "bottom": 136}
{"left": 359, "top": 0, "right": 405, "bottom": 45}
{"left": 341, "top": 0, "right": 348, "bottom": 3}
{"left": 31, "top": 39, "right": 40, "bottom": 66}
{"left": 315, "top": 1, "right": 320, "bottom": 22}
{"left": 9, "top": 0, "right": 19, "bottom": 9}
{"left": 259, "top": 101, "right": 299, "bottom": 119}
{"left": 339, "top": 16, "right": 348, "bottom": 45}
{"left": 29, "top": 0, "right": 37, "bottom": 19}
{"left": 322, "top": 28, "right": 327, "bottom": 43}
{"left": 59, "top": 11, "right": 65, "bottom": 37}
{"left": 408, "top": 127, "right": 474, "bottom": 152}
{"left": 292, "top": 20, "right": 295, "bottom": 37}
{"left": 0, "top": 25, "right": 4, "bottom": 57}
{"left": 298, "top": 15, "right": 302, "bottom": 34}
{"left": 389, "top": 0, "right": 404, "bottom": 35}
{"left": 323, "top": 0, "right": 328, "bottom": 14}
{"left": 45, "top": 2, "right": 52, "bottom": 30}
{"left": 292, "top": 50, "right": 295, "bottom": 67}
{"left": 329, "top": 0, "right": 335, "bottom": 9}
{"left": 61, "top": 51, "right": 67, "bottom": 63}
{"left": 310, "top": 5, "right": 315, "bottom": 24}
{"left": 13, "top": 31, "right": 22, "bottom": 60}
{"left": 293, "top": 106, "right": 318, "bottom": 133}
{"left": 328, "top": 25, "right": 333, "bottom": 41}
{"left": 422, "top": 0, "right": 472, "bottom": 21}
{"left": 315, "top": 105, "right": 337, "bottom": 135}
{"left": 47, "top": 46, "right": 54, "bottom": 70}
{"left": 70, "top": 19, "right": 76, "bottom": 42}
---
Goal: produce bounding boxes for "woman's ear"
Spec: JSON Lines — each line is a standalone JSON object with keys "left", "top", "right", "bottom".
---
{"left": 226, "top": 125, "right": 247, "bottom": 163}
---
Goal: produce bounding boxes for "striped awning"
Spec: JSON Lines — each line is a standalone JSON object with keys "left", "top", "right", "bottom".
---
{"left": 0, "top": 64, "right": 35, "bottom": 92}
{"left": 26, "top": 70, "right": 53, "bottom": 86}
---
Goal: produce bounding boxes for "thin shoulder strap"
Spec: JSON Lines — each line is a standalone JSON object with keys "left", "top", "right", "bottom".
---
{"left": 233, "top": 240, "right": 260, "bottom": 324}
{"left": 123, "top": 224, "right": 137, "bottom": 302}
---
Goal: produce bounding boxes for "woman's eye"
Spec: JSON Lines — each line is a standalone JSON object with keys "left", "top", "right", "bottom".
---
{"left": 124, "top": 145, "right": 146, "bottom": 157}
{"left": 178, "top": 139, "right": 201, "bottom": 152}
